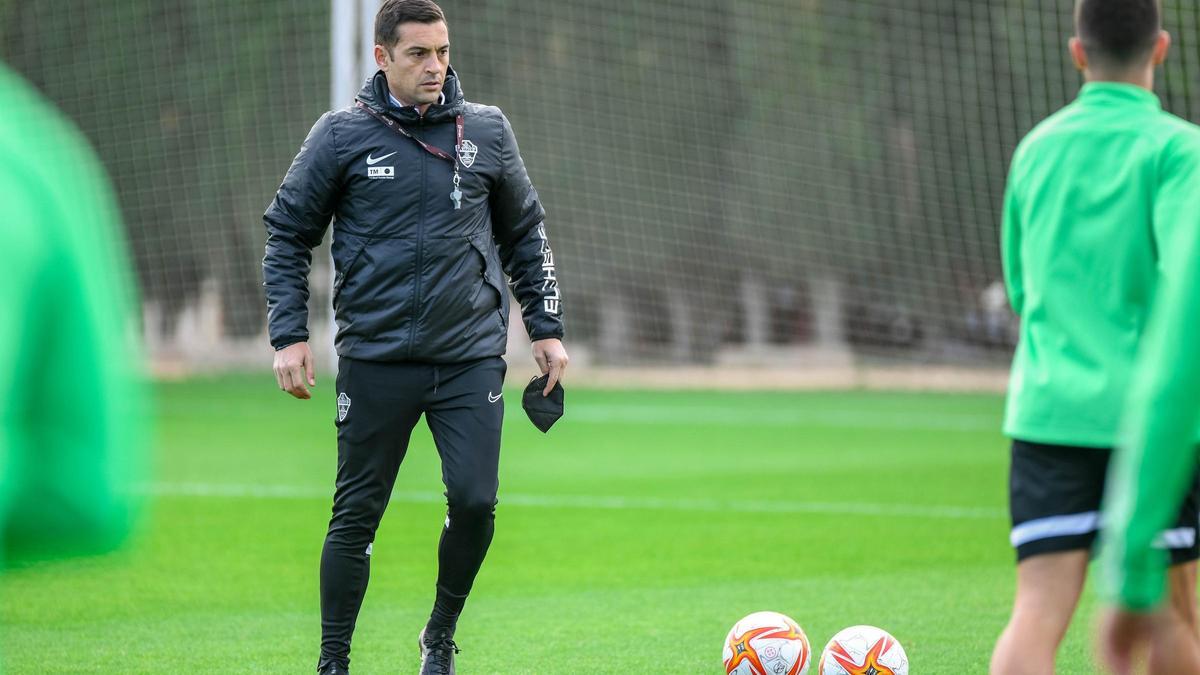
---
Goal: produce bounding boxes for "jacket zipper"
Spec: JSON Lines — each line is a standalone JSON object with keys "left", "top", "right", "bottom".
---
{"left": 409, "top": 129, "right": 428, "bottom": 359}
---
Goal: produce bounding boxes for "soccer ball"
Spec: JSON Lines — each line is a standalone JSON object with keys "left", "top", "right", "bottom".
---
{"left": 818, "top": 625, "right": 908, "bottom": 675}
{"left": 722, "top": 611, "right": 812, "bottom": 675}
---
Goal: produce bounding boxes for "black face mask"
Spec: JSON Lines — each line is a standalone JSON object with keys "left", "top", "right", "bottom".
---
{"left": 522, "top": 375, "right": 564, "bottom": 433}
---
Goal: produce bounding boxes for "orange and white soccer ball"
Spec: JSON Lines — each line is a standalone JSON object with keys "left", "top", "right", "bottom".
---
{"left": 818, "top": 625, "right": 908, "bottom": 675}
{"left": 722, "top": 611, "right": 812, "bottom": 675}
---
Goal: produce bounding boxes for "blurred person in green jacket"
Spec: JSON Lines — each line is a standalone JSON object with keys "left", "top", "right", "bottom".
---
{"left": 1092, "top": 3, "right": 1200, "bottom": 666}
{"left": 0, "top": 61, "right": 146, "bottom": 566}
{"left": 991, "top": 1, "right": 1200, "bottom": 673}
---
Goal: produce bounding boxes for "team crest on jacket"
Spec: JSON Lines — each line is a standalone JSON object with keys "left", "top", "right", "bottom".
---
{"left": 457, "top": 139, "right": 478, "bottom": 168}
{"left": 337, "top": 393, "right": 351, "bottom": 422}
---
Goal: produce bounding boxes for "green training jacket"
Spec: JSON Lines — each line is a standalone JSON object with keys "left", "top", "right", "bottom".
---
{"left": 1096, "top": 96, "right": 1200, "bottom": 610}
{"left": 0, "top": 62, "right": 147, "bottom": 565}
{"left": 1002, "top": 82, "right": 1200, "bottom": 448}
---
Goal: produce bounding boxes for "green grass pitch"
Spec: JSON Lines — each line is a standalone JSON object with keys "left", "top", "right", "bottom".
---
{"left": 1, "top": 375, "right": 1104, "bottom": 672}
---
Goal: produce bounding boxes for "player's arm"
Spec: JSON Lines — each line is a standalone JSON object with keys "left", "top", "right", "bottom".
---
{"left": 263, "top": 112, "right": 340, "bottom": 399}
{"left": 1000, "top": 165, "right": 1024, "bottom": 316}
{"left": 1099, "top": 135, "right": 1200, "bottom": 612}
{"left": 489, "top": 113, "right": 567, "bottom": 393}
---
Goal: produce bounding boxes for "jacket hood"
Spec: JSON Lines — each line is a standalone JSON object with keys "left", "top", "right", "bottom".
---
{"left": 355, "top": 65, "right": 465, "bottom": 123}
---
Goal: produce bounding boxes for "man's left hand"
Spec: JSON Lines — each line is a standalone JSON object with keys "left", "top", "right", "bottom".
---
{"left": 531, "top": 338, "right": 569, "bottom": 396}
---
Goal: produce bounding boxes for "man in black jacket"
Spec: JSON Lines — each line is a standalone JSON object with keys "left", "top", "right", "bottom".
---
{"left": 262, "top": 1, "right": 567, "bottom": 672}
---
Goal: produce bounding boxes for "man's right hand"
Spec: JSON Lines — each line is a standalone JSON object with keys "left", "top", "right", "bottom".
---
{"left": 1097, "top": 607, "right": 1156, "bottom": 675}
{"left": 273, "top": 342, "right": 315, "bottom": 400}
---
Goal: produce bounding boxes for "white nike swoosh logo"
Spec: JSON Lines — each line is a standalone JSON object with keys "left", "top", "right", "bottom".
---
{"left": 366, "top": 151, "right": 397, "bottom": 165}
{"left": 488, "top": 392, "right": 502, "bottom": 403}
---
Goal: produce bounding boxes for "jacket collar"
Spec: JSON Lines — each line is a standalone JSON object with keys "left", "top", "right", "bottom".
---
{"left": 1078, "top": 81, "right": 1162, "bottom": 110}
{"left": 355, "top": 65, "right": 465, "bottom": 123}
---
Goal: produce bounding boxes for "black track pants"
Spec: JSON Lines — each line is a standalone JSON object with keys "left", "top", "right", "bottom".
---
{"left": 318, "top": 356, "right": 506, "bottom": 668}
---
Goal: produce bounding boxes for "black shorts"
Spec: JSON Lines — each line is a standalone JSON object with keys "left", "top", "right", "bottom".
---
{"left": 1009, "top": 439, "right": 1200, "bottom": 563}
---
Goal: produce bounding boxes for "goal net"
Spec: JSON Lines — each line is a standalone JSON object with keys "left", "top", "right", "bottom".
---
{"left": 5, "top": 1, "right": 1198, "bottom": 382}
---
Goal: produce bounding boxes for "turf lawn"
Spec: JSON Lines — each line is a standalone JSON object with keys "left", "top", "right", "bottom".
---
{"left": 0, "top": 374, "right": 1105, "bottom": 673}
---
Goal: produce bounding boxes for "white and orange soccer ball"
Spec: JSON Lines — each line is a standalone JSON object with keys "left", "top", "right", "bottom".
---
{"left": 818, "top": 625, "right": 908, "bottom": 675}
{"left": 722, "top": 611, "right": 812, "bottom": 675}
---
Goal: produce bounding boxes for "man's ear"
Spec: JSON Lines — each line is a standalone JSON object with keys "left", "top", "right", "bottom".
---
{"left": 1069, "top": 36, "right": 1089, "bottom": 72}
{"left": 374, "top": 44, "right": 390, "bottom": 70}
{"left": 1151, "top": 30, "right": 1171, "bottom": 67}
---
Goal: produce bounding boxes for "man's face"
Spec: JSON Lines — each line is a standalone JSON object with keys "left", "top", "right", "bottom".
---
{"left": 376, "top": 21, "right": 450, "bottom": 106}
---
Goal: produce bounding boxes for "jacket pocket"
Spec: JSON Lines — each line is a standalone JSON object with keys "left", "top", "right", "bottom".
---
{"left": 332, "top": 237, "right": 368, "bottom": 306}
{"left": 336, "top": 237, "right": 417, "bottom": 348}
{"left": 469, "top": 232, "right": 508, "bottom": 327}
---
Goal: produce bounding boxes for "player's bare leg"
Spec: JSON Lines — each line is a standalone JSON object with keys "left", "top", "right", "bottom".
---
{"left": 1140, "top": 562, "right": 1200, "bottom": 674}
{"left": 1145, "top": 614, "right": 1200, "bottom": 674}
{"left": 1167, "top": 561, "right": 1199, "bottom": 636}
{"left": 990, "top": 550, "right": 1088, "bottom": 675}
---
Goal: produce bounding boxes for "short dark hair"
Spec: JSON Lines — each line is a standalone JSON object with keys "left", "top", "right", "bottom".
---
{"left": 375, "top": 0, "right": 446, "bottom": 51}
{"left": 1075, "top": 0, "right": 1161, "bottom": 68}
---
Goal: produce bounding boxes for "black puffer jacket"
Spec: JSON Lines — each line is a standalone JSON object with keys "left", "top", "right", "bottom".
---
{"left": 263, "top": 67, "right": 563, "bottom": 362}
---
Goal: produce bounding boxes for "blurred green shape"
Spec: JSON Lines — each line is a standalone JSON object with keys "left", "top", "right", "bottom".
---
{"left": 0, "top": 61, "right": 149, "bottom": 566}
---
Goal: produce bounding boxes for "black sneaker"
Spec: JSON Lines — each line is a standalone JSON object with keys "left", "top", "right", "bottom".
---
{"left": 316, "top": 661, "right": 348, "bottom": 675}
{"left": 418, "top": 627, "right": 460, "bottom": 675}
